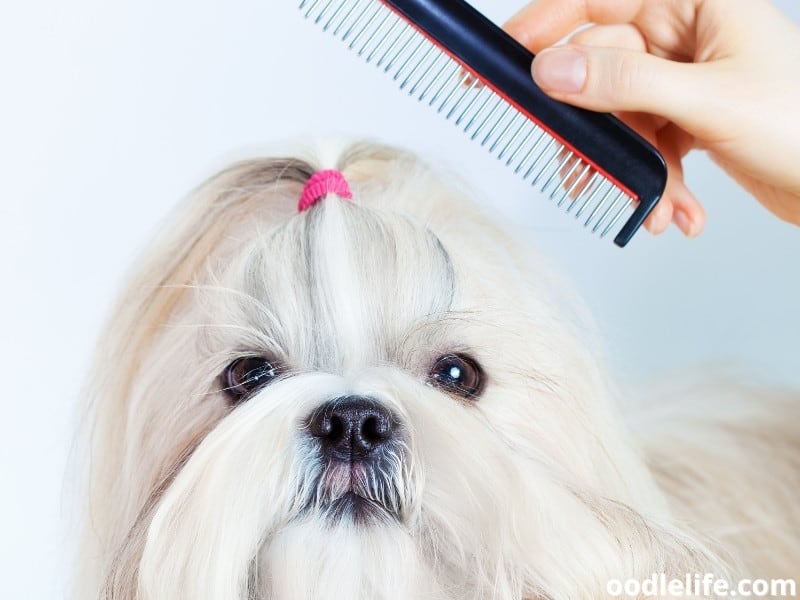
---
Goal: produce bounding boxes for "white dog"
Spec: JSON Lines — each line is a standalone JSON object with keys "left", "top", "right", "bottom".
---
{"left": 75, "top": 140, "right": 800, "bottom": 599}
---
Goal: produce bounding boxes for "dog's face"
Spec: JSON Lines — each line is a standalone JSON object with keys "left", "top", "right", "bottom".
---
{"left": 80, "top": 143, "right": 709, "bottom": 600}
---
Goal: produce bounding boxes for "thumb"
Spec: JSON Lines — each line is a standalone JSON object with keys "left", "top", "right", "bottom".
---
{"left": 532, "top": 45, "right": 713, "bottom": 132}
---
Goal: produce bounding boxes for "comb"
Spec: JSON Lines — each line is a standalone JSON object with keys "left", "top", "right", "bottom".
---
{"left": 298, "top": 0, "right": 667, "bottom": 247}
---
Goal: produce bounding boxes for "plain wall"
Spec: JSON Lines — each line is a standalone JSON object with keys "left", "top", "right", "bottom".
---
{"left": 2, "top": 0, "right": 799, "bottom": 596}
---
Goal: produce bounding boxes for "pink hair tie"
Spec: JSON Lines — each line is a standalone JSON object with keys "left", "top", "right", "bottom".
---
{"left": 298, "top": 169, "right": 353, "bottom": 212}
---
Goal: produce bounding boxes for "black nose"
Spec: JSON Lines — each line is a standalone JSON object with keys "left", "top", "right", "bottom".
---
{"left": 309, "top": 396, "right": 394, "bottom": 460}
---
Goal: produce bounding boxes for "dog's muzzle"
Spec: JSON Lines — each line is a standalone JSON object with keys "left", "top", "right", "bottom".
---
{"left": 306, "top": 396, "right": 406, "bottom": 523}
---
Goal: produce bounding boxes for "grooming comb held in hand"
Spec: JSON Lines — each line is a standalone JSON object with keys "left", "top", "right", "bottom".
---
{"left": 298, "top": 0, "right": 668, "bottom": 247}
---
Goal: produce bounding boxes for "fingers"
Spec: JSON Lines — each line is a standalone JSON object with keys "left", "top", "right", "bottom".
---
{"left": 643, "top": 124, "right": 704, "bottom": 237}
{"left": 649, "top": 157, "right": 705, "bottom": 238}
{"left": 658, "top": 123, "right": 705, "bottom": 237}
{"left": 531, "top": 45, "right": 713, "bottom": 131}
{"left": 615, "top": 114, "right": 703, "bottom": 237}
{"left": 504, "top": 0, "right": 645, "bottom": 52}
{"left": 569, "top": 23, "right": 647, "bottom": 53}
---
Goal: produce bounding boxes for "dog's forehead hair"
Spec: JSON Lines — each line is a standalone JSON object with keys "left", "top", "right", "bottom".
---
{"left": 239, "top": 199, "right": 456, "bottom": 370}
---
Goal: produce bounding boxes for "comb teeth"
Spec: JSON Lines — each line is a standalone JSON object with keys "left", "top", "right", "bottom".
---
{"left": 300, "top": 0, "right": 637, "bottom": 239}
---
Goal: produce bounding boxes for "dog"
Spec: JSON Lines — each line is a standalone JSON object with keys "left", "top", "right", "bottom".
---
{"left": 74, "top": 140, "right": 800, "bottom": 599}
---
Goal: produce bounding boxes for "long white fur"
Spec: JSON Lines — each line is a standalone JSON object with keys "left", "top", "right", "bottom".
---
{"left": 74, "top": 140, "right": 800, "bottom": 600}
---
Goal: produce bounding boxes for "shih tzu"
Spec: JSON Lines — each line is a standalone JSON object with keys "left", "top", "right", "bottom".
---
{"left": 75, "top": 140, "right": 800, "bottom": 599}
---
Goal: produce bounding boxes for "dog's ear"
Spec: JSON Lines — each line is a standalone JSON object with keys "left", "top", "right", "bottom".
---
{"left": 92, "top": 157, "right": 314, "bottom": 411}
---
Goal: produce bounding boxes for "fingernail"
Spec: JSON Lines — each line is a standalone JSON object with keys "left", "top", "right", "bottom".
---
{"left": 532, "top": 48, "right": 587, "bottom": 93}
{"left": 673, "top": 209, "right": 695, "bottom": 237}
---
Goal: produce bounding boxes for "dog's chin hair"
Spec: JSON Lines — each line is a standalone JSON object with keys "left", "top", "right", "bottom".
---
{"left": 258, "top": 520, "right": 433, "bottom": 600}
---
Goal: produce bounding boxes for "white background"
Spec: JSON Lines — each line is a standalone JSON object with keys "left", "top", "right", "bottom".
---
{"left": 2, "top": 0, "right": 799, "bottom": 597}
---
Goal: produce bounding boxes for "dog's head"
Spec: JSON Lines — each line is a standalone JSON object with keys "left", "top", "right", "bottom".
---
{"left": 78, "top": 141, "right": 713, "bottom": 600}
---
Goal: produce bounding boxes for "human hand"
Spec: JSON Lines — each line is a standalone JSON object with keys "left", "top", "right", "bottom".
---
{"left": 504, "top": 0, "right": 800, "bottom": 237}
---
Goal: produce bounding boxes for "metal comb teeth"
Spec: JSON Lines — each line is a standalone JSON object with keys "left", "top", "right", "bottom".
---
{"left": 299, "top": 0, "right": 638, "bottom": 239}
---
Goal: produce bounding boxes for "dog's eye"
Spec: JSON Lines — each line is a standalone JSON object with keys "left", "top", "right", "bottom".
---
{"left": 428, "top": 354, "right": 484, "bottom": 399}
{"left": 222, "top": 356, "right": 282, "bottom": 402}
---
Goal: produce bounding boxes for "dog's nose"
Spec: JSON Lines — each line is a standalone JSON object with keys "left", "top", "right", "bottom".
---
{"left": 309, "top": 396, "right": 394, "bottom": 460}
